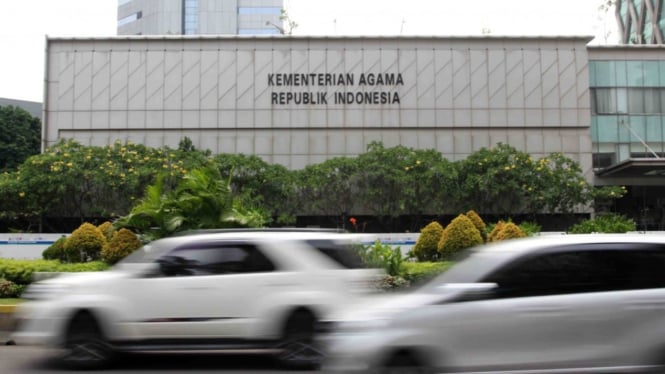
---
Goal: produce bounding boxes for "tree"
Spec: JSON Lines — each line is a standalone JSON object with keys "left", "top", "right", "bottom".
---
{"left": 297, "top": 157, "right": 359, "bottom": 224}
{"left": 0, "top": 139, "right": 212, "bottom": 231}
{"left": 214, "top": 153, "right": 298, "bottom": 225}
{"left": 0, "top": 105, "right": 40, "bottom": 171}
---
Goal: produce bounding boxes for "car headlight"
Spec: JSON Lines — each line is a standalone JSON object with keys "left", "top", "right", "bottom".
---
{"left": 21, "top": 283, "right": 70, "bottom": 301}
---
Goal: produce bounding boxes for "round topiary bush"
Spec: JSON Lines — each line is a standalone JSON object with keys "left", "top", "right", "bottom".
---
{"left": 493, "top": 222, "right": 527, "bottom": 241}
{"left": 465, "top": 210, "right": 487, "bottom": 242}
{"left": 97, "top": 221, "right": 115, "bottom": 242}
{"left": 101, "top": 228, "right": 143, "bottom": 264}
{"left": 413, "top": 221, "right": 444, "bottom": 261}
{"left": 42, "top": 235, "right": 68, "bottom": 261}
{"left": 438, "top": 214, "right": 483, "bottom": 260}
{"left": 487, "top": 220, "right": 506, "bottom": 242}
{"left": 63, "top": 222, "right": 107, "bottom": 263}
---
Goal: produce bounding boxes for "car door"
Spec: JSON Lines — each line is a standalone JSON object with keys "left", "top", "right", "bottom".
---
{"left": 121, "top": 241, "right": 277, "bottom": 340}
{"left": 431, "top": 245, "right": 643, "bottom": 371}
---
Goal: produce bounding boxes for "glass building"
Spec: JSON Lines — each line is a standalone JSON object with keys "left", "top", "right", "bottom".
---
{"left": 615, "top": 0, "right": 665, "bottom": 44}
{"left": 589, "top": 45, "right": 665, "bottom": 229}
{"left": 117, "top": 0, "right": 283, "bottom": 35}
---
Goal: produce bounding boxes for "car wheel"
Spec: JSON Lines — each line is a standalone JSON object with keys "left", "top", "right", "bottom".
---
{"left": 383, "top": 351, "right": 432, "bottom": 374}
{"left": 277, "top": 310, "right": 324, "bottom": 370}
{"left": 58, "top": 312, "right": 114, "bottom": 370}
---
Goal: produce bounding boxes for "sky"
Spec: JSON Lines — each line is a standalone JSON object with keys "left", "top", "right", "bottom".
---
{"left": 0, "top": 0, "right": 616, "bottom": 103}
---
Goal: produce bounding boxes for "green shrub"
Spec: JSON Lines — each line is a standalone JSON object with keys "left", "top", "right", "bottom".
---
{"left": 438, "top": 214, "right": 483, "bottom": 260}
{"left": 97, "top": 221, "right": 115, "bottom": 241}
{"left": 357, "top": 240, "right": 403, "bottom": 276}
{"left": 101, "top": 228, "right": 142, "bottom": 264}
{"left": 412, "top": 221, "right": 444, "bottom": 261}
{"left": 487, "top": 220, "right": 505, "bottom": 242}
{"left": 0, "top": 259, "right": 110, "bottom": 285}
{"left": 0, "top": 278, "right": 24, "bottom": 298}
{"left": 568, "top": 213, "right": 636, "bottom": 233}
{"left": 398, "top": 261, "right": 452, "bottom": 286}
{"left": 518, "top": 221, "right": 541, "bottom": 236}
{"left": 372, "top": 275, "right": 411, "bottom": 292}
{"left": 465, "top": 210, "right": 487, "bottom": 242}
{"left": 493, "top": 222, "right": 527, "bottom": 241}
{"left": 63, "top": 222, "right": 107, "bottom": 262}
{"left": 42, "top": 236, "right": 68, "bottom": 261}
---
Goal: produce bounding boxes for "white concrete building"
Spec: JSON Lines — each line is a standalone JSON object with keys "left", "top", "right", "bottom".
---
{"left": 43, "top": 35, "right": 594, "bottom": 179}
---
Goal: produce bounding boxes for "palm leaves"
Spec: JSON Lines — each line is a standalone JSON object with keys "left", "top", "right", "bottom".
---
{"left": 115, "top": 167, "right": 266, "bottom": 241}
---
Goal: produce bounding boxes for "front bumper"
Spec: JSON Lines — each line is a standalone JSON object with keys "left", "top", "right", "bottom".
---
{"left": 10, "top": 302, "right": 66, "bottom": 346}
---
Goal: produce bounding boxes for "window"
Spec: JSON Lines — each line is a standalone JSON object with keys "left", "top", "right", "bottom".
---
{"left": 483, "top": 244, "right": 665, "bottom": 299}
{"left": 118, "top": 0, "right": 132, "bottom": 6}
{"left": 183, "top": 0, "right": 199, "bottom": 35}
{"left": 592, "top": 87, "right": 665, "bottom": 115}
{"left": 305, "top": 240, "right": 366, "bottom": 269}
{"left": 157, "top": 243, "right": 275, "bottom": 276}
{"left": 117, "top": 11, "right": 142, "bottom": 27}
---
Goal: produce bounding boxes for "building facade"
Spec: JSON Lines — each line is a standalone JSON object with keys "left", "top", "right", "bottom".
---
{"left": 117, "top": 0, "right": 283, "bottom": 35}
{"left": 43, "top": 36, "right": 594, "bottom": 179}
{"left": 589, "top": 45, "right": 665, "bottom": 228}
{"left": 615, "top": 0, "right": 665, "bottom": 44}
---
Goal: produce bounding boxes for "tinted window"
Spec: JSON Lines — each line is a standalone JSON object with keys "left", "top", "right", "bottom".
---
{"left": 305, "top": 240, "right": 365, "bottom": 269}
{"left": 157, "top": 243, "right": 275, "bottom": 276}
{"left": 483, "top": 245, "right": 665, "bottom": 298}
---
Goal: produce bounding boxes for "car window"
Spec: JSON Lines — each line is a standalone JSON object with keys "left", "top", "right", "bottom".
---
{"left": 157, "top": 243, "right": 275, "bottom": 276}
{"left": 305, "top": 239, "right": 366, "bottom": 269}
{"left": 483, "top": 244, "right": 665, "bottom": 298}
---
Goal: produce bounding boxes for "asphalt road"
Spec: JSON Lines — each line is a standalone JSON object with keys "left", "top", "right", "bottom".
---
{"left": 0, "top": 345, "right": 320, "bottom": 373}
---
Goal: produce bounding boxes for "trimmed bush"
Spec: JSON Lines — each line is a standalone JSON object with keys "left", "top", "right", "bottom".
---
{"left": 63, "top": 222, "right": 107, "bottom": 262}
{"left": 0, "top": 279, "right": 24, "bottom": 298}
{"left": 465, "top": 210, "right": 487, "bottom": 242}
{"left": 97, "top": 221, "right": 115, "bottom": 241}
{"left": 487, "top": 220, "right": 506, "bottom": 242}
{"left": 412, "top": 221, "right": 444, "bottom": 261}
{"left": 398, "top": 261, "right": 452, "bottom": 286}
{"left": 438, "top": 214, "right": 483, "bottom": 260}
{"left": 0, "top": 259, "right": 110, "bottom": 285}
{"left": 42, "top": 236, "right": 68, "bottom": 261}
{"left": 101, "top": 228, "right": 142, "bottom": 264}
{"left": 493, "top": 222, "right": 527, "bottom": 241}
{"left": 568, "top": 213, "right": 636, "bottom": 233}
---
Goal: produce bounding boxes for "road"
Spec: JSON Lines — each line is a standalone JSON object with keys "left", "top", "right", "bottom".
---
{"left": 0, "top": 345, "right": 321, "bottom": 373}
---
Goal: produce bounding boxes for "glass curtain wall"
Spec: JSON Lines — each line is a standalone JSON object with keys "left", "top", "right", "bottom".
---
{"left": 590, "top": 60, "right": 665, "bottom": 168}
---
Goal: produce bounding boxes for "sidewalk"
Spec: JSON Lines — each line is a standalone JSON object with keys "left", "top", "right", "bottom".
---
{"left": 0, "top": 305, "right": 16, "bottom": 345}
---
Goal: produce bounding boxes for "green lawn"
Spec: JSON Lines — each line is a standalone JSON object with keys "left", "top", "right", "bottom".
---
{"left": 0, "top": 298, "right": 21, "bottom": 305}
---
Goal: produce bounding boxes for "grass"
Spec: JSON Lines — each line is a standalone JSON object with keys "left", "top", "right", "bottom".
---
{"left": 0, "top": 298, "right": 21, "bottom": 305}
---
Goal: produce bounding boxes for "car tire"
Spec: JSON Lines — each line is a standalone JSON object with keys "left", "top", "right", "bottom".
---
{"left": 382, "top": 351, "right": 432, "bottom": 374}
{"left": 58, "top": 312, "right": 115, "bottom": 370}
{"left": 277, "top": 310, "right": 323, "bottom": 370}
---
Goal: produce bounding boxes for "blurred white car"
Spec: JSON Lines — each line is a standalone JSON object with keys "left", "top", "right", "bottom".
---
{"left": 12, "top": 229, "right": 380, "bottom": 369}
{"left": 323, "top": 234, "right": 665, "bottom": 374}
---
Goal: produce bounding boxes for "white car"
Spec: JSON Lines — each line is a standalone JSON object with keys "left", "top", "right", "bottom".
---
{"left": 323, "top": 234, "right": 665, "bottom": 374}
{"left": 12, "top": 229, "right": 380, "bottom": 369}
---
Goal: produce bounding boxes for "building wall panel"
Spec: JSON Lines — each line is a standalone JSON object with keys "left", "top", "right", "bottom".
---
{"left": 45, "top": 36, "right": 593, "bottom": 174}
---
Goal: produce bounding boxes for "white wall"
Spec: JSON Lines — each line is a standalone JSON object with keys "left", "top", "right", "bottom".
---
{"left": 0, "top": 234, "right": 66, "bottom": 260}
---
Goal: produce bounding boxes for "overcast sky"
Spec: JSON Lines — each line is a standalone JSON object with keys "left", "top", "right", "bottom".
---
{"left": 0, "top": 0, "right": 616, "bottom": 103}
